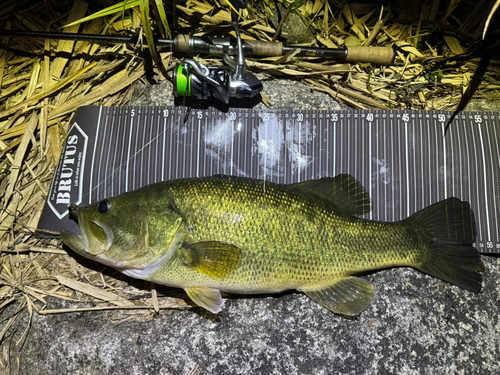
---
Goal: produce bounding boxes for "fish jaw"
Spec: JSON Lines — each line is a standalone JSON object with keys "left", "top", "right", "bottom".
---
{"left": 60, "top": 231, "right": 86, "bottom": 255}
{"left": 60, "top": 197, "right": 186, "bottom": 277}
{"left": 60, "top": 228, "right": 115, "bottom": 266}
{"left": 60, "top": 203, "right": 90, "bottom": 256}
{"left": 61, "top": 203, "right": 112, "bottom": 257}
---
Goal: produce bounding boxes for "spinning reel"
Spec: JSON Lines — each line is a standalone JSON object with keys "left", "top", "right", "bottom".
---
{"left": 172, "top": 0, "right": 263, "bottom": 104}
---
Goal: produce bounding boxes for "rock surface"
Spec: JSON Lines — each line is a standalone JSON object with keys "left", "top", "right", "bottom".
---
{"left": 11, "top": 257, "right": 500, "bottom": 374}
{"left": 6, "top": 78, "right": 500, "bottom": 375}
{"left": 266, "top": 3, "right": 316, "bottom": 45}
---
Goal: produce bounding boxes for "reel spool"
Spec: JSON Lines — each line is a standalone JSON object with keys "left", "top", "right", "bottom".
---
{"left": 173, "top": 60, "right": 232, "bottom": 103}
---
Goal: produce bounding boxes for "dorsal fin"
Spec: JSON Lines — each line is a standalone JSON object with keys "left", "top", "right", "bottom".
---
{"left": 292, "top": 174, "right": 371, "bottom": 216}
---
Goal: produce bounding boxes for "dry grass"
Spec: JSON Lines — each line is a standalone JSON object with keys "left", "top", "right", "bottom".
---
{"left": 0, "top": 0, "right": 499, "bottom": 365}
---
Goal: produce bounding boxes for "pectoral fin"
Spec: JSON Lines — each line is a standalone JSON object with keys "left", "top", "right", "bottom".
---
{"left": 185, "top": 286, "right": 223, "bottom": 314}
{"left": 301, "top": 277, "right": 375, "bottom": 316}
{"left": 180, "top": 241, "right": 242, "bottom": 278}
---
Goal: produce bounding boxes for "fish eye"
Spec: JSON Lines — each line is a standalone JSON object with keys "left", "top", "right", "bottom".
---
{"left": 97, "top": 200, "right": 110, "bottom": 214}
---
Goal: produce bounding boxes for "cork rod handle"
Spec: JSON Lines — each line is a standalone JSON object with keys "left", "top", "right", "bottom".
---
{"left": 345, "top": 47, "right": 395, "bottom": 65}
{"left": 245, "top": 40, "right": 284, "bottom": 57}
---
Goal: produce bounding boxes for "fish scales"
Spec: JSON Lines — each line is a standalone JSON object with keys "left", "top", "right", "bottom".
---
{"left": 61, "top": 175, "right": 483, "bottom": 316}
{"left": 155, "top": 178, "right": 418, "bottom": 292}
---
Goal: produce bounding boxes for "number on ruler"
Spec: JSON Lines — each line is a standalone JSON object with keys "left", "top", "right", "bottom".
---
{"left": 297, "top": 113, "right": 304, "bottom": 121}
{"left": 438, "top": 114, "right": 446, "bottom": 122}
{"left": 197, "top": 111, "right": 203, "bottom": 120}
{"left": 131, "top": 109, "right": 135, "bottom": 117}
{"left": 402, "top": 113, "right": 409, "bottom": 122}
{"left": 366, "top": 113, "right": 374, "bottom": 122}
{"left": 331, "top": 113, "right": 338, "bottom": 122}
{"left": 229, "top": 112, "right": 237, "bottom": 121}
{"left": 163, "top": 109, "right": 169, "bottom": 117}
{"left": 474, "top": 114, "right": 482, "bottom": 123}
{"left": 262, "top": 113, "right": 270, "bottom": 122}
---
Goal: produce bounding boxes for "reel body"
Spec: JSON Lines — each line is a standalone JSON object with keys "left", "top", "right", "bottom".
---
{"left": 172, "top": 0, "right": 263, "bottom": 104}
{"left": 173, "top": 59, "right": 262, "bottom": 104}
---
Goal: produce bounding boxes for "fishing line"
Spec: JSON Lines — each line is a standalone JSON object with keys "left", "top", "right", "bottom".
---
{"left": 78, "top": 108, "right": 189, "bottom": 204}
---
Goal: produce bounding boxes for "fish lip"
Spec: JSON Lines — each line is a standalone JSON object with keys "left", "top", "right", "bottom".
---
{"left": 60, "top": 231, "right": 86, "bottom": 254}
{"left": 63, "top": 204, "right": 112, "bottom": 256}
{"left": 68, "top": 203, "right": 79, "bottom": 219}
{"left": 61, "top": 204, "right": 88, "bottom": 254}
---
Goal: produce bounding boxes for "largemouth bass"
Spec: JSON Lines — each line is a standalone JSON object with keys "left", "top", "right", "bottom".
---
{"left": 61, "top": 175, "right": 483, "bottom": 316}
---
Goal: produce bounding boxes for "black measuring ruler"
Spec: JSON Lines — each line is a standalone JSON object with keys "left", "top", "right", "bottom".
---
{"left": 39, "top": 106, "right": 500, "bottom": 254}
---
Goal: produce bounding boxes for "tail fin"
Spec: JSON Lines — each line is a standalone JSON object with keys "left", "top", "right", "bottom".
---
{"left": 405, "top": 198, "right": 484, "bottom": 293}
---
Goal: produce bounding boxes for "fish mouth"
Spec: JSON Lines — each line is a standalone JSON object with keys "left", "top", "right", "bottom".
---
{"left": 82, "top": 218, "right": 113, "bottom": 255}
{"left": 60, "top": 231, "right": 86, "bottom": 254}
{"left": 68, "top": 203, "right": 79, "bottom": 220}
{"left": 61, "top": 205, "right": 113, "bottom": 257}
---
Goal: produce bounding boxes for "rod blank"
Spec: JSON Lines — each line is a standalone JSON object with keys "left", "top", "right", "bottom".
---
{"left": 0, "top": 29, "right": 395, "bottom": 65}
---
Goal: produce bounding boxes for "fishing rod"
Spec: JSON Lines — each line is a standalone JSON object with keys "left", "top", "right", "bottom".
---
{"left": 0, "top": 29, "right": 395, "bottom": 65}
{"left": 0, "top": 1, "right": 394, "bottom": 104}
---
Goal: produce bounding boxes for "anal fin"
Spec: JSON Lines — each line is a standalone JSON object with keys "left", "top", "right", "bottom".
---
{"left": 301, "top": 277, "right": 375, "bottom": 316}
{"left": 185, "top": 286, "right": 223, "bottom": 314}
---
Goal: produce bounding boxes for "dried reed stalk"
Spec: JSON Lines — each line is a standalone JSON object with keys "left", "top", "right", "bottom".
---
{"left": 0, "top": 2, "right": 499, "bottom": 365}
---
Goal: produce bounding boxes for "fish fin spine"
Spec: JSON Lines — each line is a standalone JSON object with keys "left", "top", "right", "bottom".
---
{"left": 185, "top": 286, "right": 223, "bottom": 313}
{"left": 300, "top": 277, "right": 375, "bottom": 316}
{"left": 292, "top": 174, "right": 372, "bottom": 216}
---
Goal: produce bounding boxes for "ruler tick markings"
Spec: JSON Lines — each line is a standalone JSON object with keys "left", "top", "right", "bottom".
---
{"left": 106, "top": 108, "right": 117, "bottom": 197}
{"left": 88, "top": 107, "right": 103, "bottom": 203}
{"left": 489, "top": 119, "right": 500, "bottom": 244}
{"left": 48, "top": 107, "right": 500, "bottom": 253}
{"left": 477, "top": 120, "right": 491, "bottom": 242}
{"left": 469, "top": 119, "right": 483, "bottom": 243}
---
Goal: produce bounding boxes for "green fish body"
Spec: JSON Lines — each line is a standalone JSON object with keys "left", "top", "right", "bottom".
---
{"left": 61, "top": 175, "right": 483, "bottom": 315}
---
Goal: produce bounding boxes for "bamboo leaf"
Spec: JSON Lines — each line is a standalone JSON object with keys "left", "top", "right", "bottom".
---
{"left": 444, "top": 0, "right": 461, "bottom": 20}
{"left": 443, "top": 36, "right": 464, "bottom": 55}
{"left": 139, "top": 0, "right": 169, "bottom": 78}
{"left": 220, "top": 0, "right": 241, "bottom": 16}
{"left": 154, "top": 0, "right": 171, "bottom": 37}
{"left": 56, "top": 276, "right": 136, "bottom": 307}
{"left": 2, "top": 113, "right": 38, "bottom": 210}
{"left": 395, "top": 41, "right": 424, "bottom": 58}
